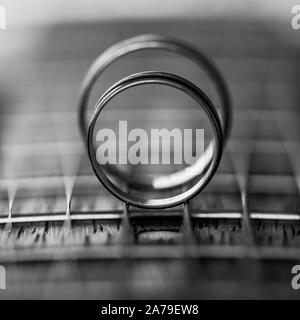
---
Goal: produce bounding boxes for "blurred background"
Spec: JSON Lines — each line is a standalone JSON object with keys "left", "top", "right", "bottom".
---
{"left": 0, "top": 0, "right": 300, "bottom": 299}
{"left": 0, "top": 0, "right": 298, "bottom": 26}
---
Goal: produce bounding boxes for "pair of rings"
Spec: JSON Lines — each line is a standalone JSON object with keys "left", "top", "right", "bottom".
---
{"left": 78, "top": 34, "right": 232, "bottom": 209}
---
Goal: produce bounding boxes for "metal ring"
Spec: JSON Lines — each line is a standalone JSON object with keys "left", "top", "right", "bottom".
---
{"left": 78, "top": 34, "right": 231, "bottom": 143}
{"left": 78, "top": 34, "right": 232, "bottom": 209}
{"left": 87, "top": 71, "right": 223, "bottom": 209}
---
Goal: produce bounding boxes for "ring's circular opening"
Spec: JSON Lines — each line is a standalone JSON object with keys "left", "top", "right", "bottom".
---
{"left": 87, "top": 72, "right": 223, "bottom": 209}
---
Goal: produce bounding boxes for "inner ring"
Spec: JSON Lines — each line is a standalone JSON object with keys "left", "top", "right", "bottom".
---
{"left": 87, "top": 71, "right": 223, "bottom": 209}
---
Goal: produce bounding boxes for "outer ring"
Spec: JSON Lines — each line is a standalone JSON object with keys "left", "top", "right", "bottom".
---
{"left": 87, "top": 71, "right": 223, "bottom": 209}
{"left": 78, "top": 34, "right": 231, "bottom": 144}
